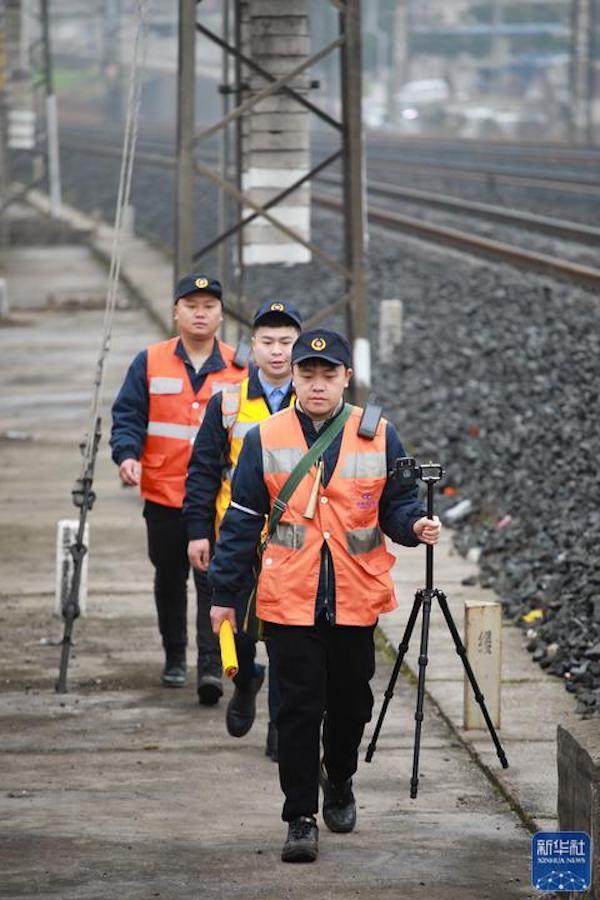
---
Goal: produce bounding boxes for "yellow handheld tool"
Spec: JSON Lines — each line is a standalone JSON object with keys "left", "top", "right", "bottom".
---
{"left": 219, "top": 619, "right": 239, "bottom": 678}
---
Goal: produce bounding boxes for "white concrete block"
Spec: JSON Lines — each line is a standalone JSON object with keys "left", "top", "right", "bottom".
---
{"left": 243, "top": 243, "right": 311, "bottom": 265}
{"left": 243, "top": 167, "right": 309, "bottom": 189}
{"left": 379, "top": 299, "right": 403, "bottom": 364}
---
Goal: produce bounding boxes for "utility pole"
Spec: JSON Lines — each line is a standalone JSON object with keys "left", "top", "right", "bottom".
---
{"left": 571, "top": 0, "right": 594, "bottom": 144}
{"left": 491, "top": 0, "right": 505, "bottom": 74}
{"left": 217, "top": 0, "right": 230, "bottom": 298}
{"left": 340, "top": 0, "right": 368, "bottom": 406}
{"left": 40, "top": 0, "right": 61, "bottom": 217}
{"left": 174, "top": 0, "right": 196, "bottom": 282}
{"left": 0, "top": 0, "right": 9, "bottom": 250}
{"left": 102, "top": 0, "right": 122, "bottom": 124}
{"left": 391, "top": 0, "right": 410, "bottom": 123}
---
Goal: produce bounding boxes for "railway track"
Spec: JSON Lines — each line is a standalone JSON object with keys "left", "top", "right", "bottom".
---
{"left": 367, "top": 132, "right": 600, "bottom": 168}
{"left": 57, "top": 132, "right": 600, "bottom": 292}
{"left": 316, "top": 193, "right": 600, "bottom": 291}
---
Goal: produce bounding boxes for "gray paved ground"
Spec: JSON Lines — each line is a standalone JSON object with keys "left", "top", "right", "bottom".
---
{"left": 0, "top": 220, "right": 551, "bottom": 899}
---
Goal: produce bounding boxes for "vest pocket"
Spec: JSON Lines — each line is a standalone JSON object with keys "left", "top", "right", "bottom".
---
{"left": 353, "top": 548, "right": 396, "bottom": 576}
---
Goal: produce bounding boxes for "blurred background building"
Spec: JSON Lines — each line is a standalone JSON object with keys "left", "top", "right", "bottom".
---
{"left": 1, "top": 0, "right": 598, "bottom": 158}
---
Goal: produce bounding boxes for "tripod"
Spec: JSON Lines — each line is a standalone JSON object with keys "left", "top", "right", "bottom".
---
{"left": 365, "top": 458, "right": 509, "bottom": 798}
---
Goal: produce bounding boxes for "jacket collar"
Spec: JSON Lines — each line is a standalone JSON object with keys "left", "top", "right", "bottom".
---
{"left": 174, "top": 337, "right": 227, "bottom": 374}
{"left": 247, "top": 364, "right": 294, "bottom": 406}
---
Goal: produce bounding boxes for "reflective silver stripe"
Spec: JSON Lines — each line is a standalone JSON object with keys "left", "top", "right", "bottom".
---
{"left": 221, "top": 386, "right": 242, "bottom": 429}
{"left": 346, "top": 527, "right": 383, "bottom": 556}
{"left": 212, "top": 381, "right": 236, "bottom": 395}
{"left": 224, "top": 467, "right": 234, "bottom": 482}
{"left": 271, "top": 522, "right": 305, "bottom": 551}
{"left": 340, "top": 451, "right": 387, "bottom": 479}
{"left": 232, "top": 421, "right": 256, "bottom": 440}
{"left": 149, "top": 376, "right": 183, "bottom": 395}
{"left": 230, "top": 500, "right": 263, "bottom": 518}
{"left": 147, "top": 421, "right": 196, "bottom": 441}
{"left": 262, "top": 446, "right": 304, "bottom": 475}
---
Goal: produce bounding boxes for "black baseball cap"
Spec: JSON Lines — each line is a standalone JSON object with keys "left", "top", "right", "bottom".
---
{"left": 174, "top": 273, "right": 222, "bottom": 303}
{"left": 291, "top": 329, "right": 352, "bottom": 368}
{"left": 253, "top": 300, "right": 303, "bottom": 330}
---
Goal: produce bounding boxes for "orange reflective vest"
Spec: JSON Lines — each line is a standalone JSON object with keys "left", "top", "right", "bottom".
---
{"left": 256, "top": 406, "right": 397, "bottom": 626}
{"left": 141, "top": 337, "right": 246, "bottom": 508}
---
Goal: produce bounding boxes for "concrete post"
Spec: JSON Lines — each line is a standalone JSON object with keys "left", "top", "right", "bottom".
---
{"left": 557, "top": 723, "right": 600, "bottom": 898}
{"left": 464, "top": 600, "right": 502, "bottom": 729}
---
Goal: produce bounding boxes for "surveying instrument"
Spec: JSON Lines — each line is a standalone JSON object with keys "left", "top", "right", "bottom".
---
{"left": 365, "top": 457, "right": 509, "bottom": 797}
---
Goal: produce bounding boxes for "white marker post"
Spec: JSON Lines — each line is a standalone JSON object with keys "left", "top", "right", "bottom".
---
{"left": 55, "top": 520, "right": 89, "bottom": 618}
{"left": 464, "top": 600, "right": 502, "bottom": 729}
{"left": 378, "top": 299, "right": 403, "bottom": 364}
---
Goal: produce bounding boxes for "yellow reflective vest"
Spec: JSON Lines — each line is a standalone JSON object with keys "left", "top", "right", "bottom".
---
{"left": 214, "top": 376, "right": 295, "bottom": 531}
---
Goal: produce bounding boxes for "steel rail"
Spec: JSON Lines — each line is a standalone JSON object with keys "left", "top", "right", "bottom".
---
{"left": 319, "top": 175, "right": 600, "bottom": 246}
{"left": 315, "top": 193, "right": 600, "bottom": 291}
{"left": 365, "top": 157, "right": 600, "bottom": 195}
{"left": 368, "top": 133, "right": 600, "bottom": 166}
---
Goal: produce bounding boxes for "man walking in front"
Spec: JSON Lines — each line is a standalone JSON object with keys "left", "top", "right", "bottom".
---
{"left": 110, "top": 274, "right": 246, "bottom": 703}
{"left": 207, "top": 329, "right": 441, "bottom": 862}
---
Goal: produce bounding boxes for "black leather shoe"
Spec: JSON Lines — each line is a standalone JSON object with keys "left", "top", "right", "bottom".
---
{"left": 197, "top": 673, "right": 223, "bottom": 706}
{"left": 226, "top": 665, "right": 265, "bottom": 737}
{"left": 321, "top": 768, "right": 356, "bottom": 833}
{"left": 281, "top": 816, "right": 318, "bottom": 863}
{"left": 160, "top": 660, "right": 187, "bottom": 688}
{"left": 265, "top": 721, "right": 278, "bottom": 762}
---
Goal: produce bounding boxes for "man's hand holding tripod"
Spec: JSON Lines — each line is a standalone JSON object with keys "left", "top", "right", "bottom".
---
{"left": 413, "top": 516, "right": 441, "bottom": 545}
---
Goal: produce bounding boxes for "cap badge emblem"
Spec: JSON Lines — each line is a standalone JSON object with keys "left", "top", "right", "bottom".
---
{"left": 310, "top": 337, "right": 327, "bottom": 351}
{"left": 270, "top": 302, "right": 285, "bottom": 311}
{"left": 195, "top": 277, "right": 209, "bottom": 289}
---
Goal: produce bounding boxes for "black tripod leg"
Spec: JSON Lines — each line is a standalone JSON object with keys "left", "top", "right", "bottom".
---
{"left": 435, "top": 591, "right": 509, "bottom": 769}
{"left": 409, "top": 589, "right": 434, "bottom": 798}
{"left": 365, "top": 590, "right": 425, "bottom": 762}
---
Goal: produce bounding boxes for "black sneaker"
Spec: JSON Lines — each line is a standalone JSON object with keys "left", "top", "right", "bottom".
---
{"left": 226, "top": 665, "right": 265, "bottom": 737}
{"left": 281, "top": 816, "right": 318, "bottom": 863}
{"left": 265, "top": 721, "right": 278, "bottom": 762}
{"left": 160, "top": 659, "right": 187, "bottom": 688}
{"left": 197, "top": 673, "right": 223, "bottom": 706}
{"left": 321, "top": 767, "right": 356, "bottom": 833}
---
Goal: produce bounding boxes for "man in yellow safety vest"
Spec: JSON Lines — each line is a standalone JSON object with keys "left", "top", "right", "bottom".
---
{"left": 184, "top": 301, "right": 302, "bottom": 758}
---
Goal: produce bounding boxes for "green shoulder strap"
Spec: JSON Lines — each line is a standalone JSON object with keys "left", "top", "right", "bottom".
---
{"left": 264, "top": 402, "right": 353, "bottom": 547}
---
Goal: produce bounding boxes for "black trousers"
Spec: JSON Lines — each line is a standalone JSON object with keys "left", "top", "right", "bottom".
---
{"left": 144, "top": 501, "right": 220, "bottom": 677}
{"left": 265, "top": 614, "right": 376, "bottom": 822}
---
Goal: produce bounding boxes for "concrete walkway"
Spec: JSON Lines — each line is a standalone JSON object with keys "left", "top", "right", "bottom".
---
{"left": 0, "top": 204, "right": 576, "bottom": 898}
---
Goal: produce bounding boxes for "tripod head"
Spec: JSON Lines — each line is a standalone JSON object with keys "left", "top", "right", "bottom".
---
{"left": 390, "top": 457, "right": 444, "bottom": 591}
{"left": 388, "top": 456, "right": 444, "bottom": 485}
